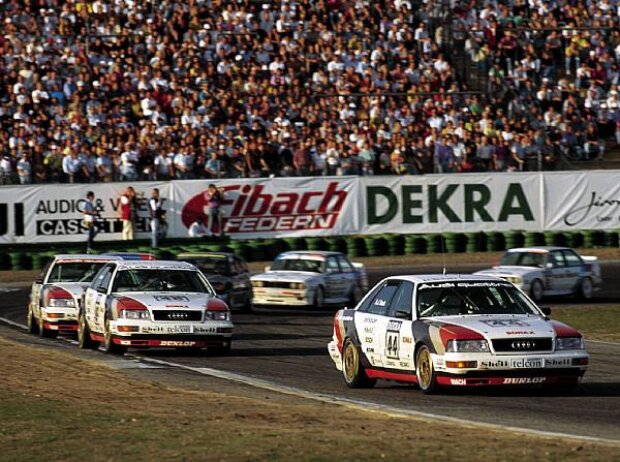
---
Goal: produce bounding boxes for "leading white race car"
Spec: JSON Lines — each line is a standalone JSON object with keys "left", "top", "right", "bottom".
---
{"left": 328, "top": 275, "right": 588, "bottom": 393}
{"left": 79, "top": 260, "right": 233, "bottom": 355}
{"left": 27, "top": 254, "right": 122, "bottom": 337}
{"left": 251, "top": 251, "right": 368, "bottom": 308}
{"left": 474, "top": 247, "right": 602, "bottom": 302}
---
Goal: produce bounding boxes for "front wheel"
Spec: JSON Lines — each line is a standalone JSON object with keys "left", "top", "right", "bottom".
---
{"left": 530, "top": 279, "right": 544, "bottom": 303}
{"left": 38, "top": 316, "right": 57, "bottom": 339}
{"left": 78, "top": 311, "right": 99, "bottom": 350}
{"left": 342, "top": 338, "right": 376, "bottom": 388}
{"left": 314, "top": 286, "right": 325, "bottom": 309}
{"left": 27, "top": 307, "right": 39, "bottom": 334}
{"left": 103, "top": 318, "right": 126, "bottom": 355}
{"left": 416, "top": 345, "right": 438, "bottom": 394}
{"left": 577, "top": 277, "right": 593, "bottom": 300}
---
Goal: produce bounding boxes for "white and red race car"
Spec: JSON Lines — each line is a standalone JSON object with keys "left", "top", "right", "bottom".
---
{"left": 79, "top": 260, "right": 233, "bottom": 355}
{"left": 328, "top": 275, "right": 588, "bottom": 393}
{"left": 27, "top": 254, "right": 122, "bottom": 337}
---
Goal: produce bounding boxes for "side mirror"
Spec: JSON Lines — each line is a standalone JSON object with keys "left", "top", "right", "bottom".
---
{"left": 541, "top": 306, "right": 551, "bottom": 316}
{"left": 35, "top": 278, "right": 44, "bottom": 284}
{"left": 96, "top": 286, "right": 107, "bottom": 294}
{"left": 395, "top": 310, "right": 410, "bottom": 320}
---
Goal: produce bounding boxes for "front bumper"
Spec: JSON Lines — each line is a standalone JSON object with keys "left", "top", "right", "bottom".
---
{"left": 108, "top": 319, "right": 233, "bottom": 347}
{"left": 111, "top": 334, "right": 231, "bottom": 348}
{"left": 252, "top": 287, "right": 312, "bottom": 306}
{"left": 328, "top": 340, "right": 342, "bottom": 370}
{"left": 40, "top": 307, "right": 78, "bottom": 332}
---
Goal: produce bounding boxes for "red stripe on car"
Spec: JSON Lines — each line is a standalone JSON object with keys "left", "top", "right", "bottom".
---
{"left": 365, "top": 369, "right": 418, "bottom": 383}
{"left": 438, "top": 323, "right": 484, "bottom": 347}
{"left": 550, "top": 320, "right": 581, "bottom": 338}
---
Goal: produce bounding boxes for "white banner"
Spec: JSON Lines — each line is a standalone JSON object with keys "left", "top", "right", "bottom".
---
{"left": 544, "top": 171, "right": 620, "bottom": 230}
{"left": 359, "top": 173, "right": 543, "bottom": 234}
{"left": 1, "top": 171, "right": 619, "bottom": 244}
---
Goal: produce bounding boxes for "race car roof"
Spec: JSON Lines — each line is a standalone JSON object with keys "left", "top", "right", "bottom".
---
{"left": 177, "top": 252, "right": 231, "bottom": 259}
{"left": 115, "top": 260, "right": 197, "bottom": 271}
{"left": 277, "top": 251, "right": 343, "bottom": 260}
{"left": 504, "top": 247, "right": 569, "bottom": 253}
{"left": 54, "top": 254, "right": 122, "bottom": 262}
{"left": 383, "top": 274, "right": 507, "bottom": 284}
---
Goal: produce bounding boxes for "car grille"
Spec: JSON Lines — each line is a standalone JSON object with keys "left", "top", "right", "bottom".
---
{"left": 152, "top": 310, "right": 202, "bottom": 321}
{"left": 253, "top": 281, "right": 300, "bottom": 289}
{"left": 492, "top": 338, "right": 553, "bottom": 353}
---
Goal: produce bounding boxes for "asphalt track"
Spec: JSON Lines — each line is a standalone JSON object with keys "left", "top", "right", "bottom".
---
{"left": 1, "top": 262, "right": 620, "bottom": 442}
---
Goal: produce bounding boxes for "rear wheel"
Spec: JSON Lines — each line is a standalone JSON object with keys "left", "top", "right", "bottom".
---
{"left": 342, "top": 338, "right": 376, "bottom": 388}
{"left": 103, "top": 318, "right": 126, "bottom": 355}
{"left": 577, "top": 277, "right": 593, "bottom": 300}
{"left": 416, "top": 345, "right": 438, "bottom": 394}
{"left": 27, "top": 307, "right": 39, "bottom": 334}
{"left": 530, "top": 279, "right": 544, "bottom": 303}
{"left": 78, "top": 311, "right": 99, "bottom": 350}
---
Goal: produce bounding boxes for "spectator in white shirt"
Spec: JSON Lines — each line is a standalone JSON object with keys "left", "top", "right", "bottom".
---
{"left": 16, "top": 153, "right": 32, "bottom": 184}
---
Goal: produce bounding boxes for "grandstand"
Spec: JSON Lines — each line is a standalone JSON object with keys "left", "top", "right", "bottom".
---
{"left": 0, "top": 0, "right": 618, "bottom": 185}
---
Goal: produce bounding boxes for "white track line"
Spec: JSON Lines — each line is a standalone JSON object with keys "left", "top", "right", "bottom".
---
{"left": 1, "top": 316, "right": 619, "bottom": 446}
{"left": 587, "top": 339, "right": 620, "bottom": 346}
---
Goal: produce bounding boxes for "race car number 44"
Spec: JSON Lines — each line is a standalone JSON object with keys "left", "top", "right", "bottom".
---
{"left": 166, "top": 325, "right": 193, "bottom": 334}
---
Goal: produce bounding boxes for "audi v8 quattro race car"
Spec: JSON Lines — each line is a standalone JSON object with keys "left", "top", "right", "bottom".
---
{"left": 27, "top": 254, "right": 122, "bottom": 337}
{"left": 251, "top": 251, "right": 368, "bottom": 308}
{"left": 79, "top": 260, "right": 233, "bottom": 355}
{"left": 474, "top": 247, "right": 602, "bottom": 302}
{"left": 328, "top": 275, "right": 588, "bottom": 393}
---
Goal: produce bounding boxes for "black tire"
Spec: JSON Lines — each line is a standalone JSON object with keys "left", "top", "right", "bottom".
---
{"left": 577, "top": 277, "right": 594, "bottom": 300}
{"left": 103, "top": 318, "right": 126, "bottom": 355}
{"left": 530, "top": 279, "right": 544, "bottom": 303}
{"left": 416, "top": 345, "right": 438, "bottom": 394}
{"left": 240, "top": 293, "right": 253, "bottom": 313}
{"left": 78, "top": 311, "right": 99, "bottom": 350}
{"left": 38, "top": 316, "right": 58, "bottom": 339}
{"left": 342, "top": 338, "right": 376, "bottom": 388}
{"left": 27, "top": 307, "right": 39, "bottom": 335}
{"left": 314, "top": 286, "right": 325, "bottom": 309}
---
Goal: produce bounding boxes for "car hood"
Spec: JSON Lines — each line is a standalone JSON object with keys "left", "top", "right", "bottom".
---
{"left": 50, "top": 282, "right": 90, "bottom": 299}
{"left": 113, "top": 292, "right": 214, "bottom": 309}
{"left": 475, "top": 266, "right": 541, "bottom": 278}
{"left": 251, "top": 271, "right": 319, "bottom": 283}
{"left": 429, "top": 314, "right": 556, "bottom": 340}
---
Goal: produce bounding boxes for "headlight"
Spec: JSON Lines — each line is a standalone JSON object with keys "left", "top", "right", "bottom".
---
{"left": 205, "top": 311, "right": 230, "bottom": 321}
{"left": 48, "top": 298, "right": 75, "bottom": 308}
{"left": 289, "top": 282, "right": 305, "bottom": 289}
{"left": 555, "top": 337, "right": 584, "bottom": 350}
{"left": 119, "top": 309, "right": 150, "bottom": 320}
{"left": 446, "top": 339, "right": 489, "bottom": 353}
{"left": 251, "top": 281, "right": 264, "bottom": 288}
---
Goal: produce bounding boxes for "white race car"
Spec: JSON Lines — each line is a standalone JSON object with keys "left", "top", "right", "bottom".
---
{"left": 251, "top": 251, "right": 368, "bottom": 308}
{"left": 79, "top": 260, "right": 233, "bottom": 355}
{"left": 474, "top": 247, "right": 602, "bottom": 302}
{"left": 328, "top": 275, "right": 588, "bottom": 393}
{"left": 27, "top": 254, "right": 121, "bottom": 337}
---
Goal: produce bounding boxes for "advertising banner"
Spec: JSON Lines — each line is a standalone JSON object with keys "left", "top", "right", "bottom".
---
{"left": 544, "top": 171, "right": 620, "bottom": 231}
{"left": 359, "top": 173, "right": 543, "bottom": 234}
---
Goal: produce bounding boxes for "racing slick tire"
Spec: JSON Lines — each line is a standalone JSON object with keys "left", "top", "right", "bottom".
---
{"left": 577, "top": 277, "right": 594, "bottom": 300}
{"left": 342, "top": 338, "right": 376, "bottom": 388}
{"left": 103, "top": 317, "right": 126, "bottom": 355}
{"left": 78, "top": 311, "right": 99, "bottom": 350}
{"left": 314, "top": 286, "right": 325, "bottom": 309}
{"left": 415, "top": 345, "right": 438, "bottom": 394}
{"left": 27, "top": 307, "right": 39, "bottom": 335}
{"left": 530, "top": 279, "right": 544, "bottom": 303}
{"left": 38, "top": 316, "right": 58, "bottom": 339}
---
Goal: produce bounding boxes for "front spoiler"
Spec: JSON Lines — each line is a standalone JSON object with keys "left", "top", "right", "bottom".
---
{"left": 91, "top": 333, "right": 232, "bottom": 348}
{"left": 437, "top": 368, "right": 585, "bottom": 387}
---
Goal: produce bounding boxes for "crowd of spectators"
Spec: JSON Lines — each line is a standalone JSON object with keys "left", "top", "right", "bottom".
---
{"left": 0, "top": 0, "right": 619, "bottom": 186}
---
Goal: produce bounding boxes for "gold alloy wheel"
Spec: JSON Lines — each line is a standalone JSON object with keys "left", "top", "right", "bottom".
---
{"left": 343, "top": 341, "right": 359, "bottom": 384}
{"left": 417, "top": 347, "right": 433, "bottom": 390}
{"left": 78, "top": 313, "right": 86, "bottom": 344}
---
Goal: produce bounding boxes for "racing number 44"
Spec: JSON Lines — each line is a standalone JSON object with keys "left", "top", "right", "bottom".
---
{"left": 386, "top": 331, "right": 400, "bottom": 359}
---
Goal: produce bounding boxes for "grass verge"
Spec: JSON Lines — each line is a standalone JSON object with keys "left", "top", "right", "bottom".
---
{"left": 553, "top": 306, "right": 620, "bottom": 342}
{"left": 0, "top": 337, "right": 619, "bottom": 462}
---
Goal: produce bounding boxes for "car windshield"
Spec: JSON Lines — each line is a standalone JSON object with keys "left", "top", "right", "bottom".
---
{"left": 111, "top": 269, "right": 213, "bottom": 293}
{"left": 499, "top": 251, "right": 546, "bottom": 268}
{"left": 48, "top": 262, "right": 108, "bottom": 283}
{"left": 184, "top": 256, "right": 230, "bottom": 275}
{"left": 417, "top": 281, "right": 540, "bottom": 318}
{"left": 270, "top": 257, "right": 323, "bottom": 273}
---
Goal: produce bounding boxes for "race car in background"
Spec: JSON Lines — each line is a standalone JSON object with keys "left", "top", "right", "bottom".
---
{"left": 251, "top": 251, "right": 368, "bottom": 308}
{"left": 177, "top": 252, "right": 252, "bottom": 311}
{"left": 474, "top": 247, "right": 602, "bottom": 302}
{"left": 328, "top": 275, "right": 588, "bottom": 393}
{"left": 79, "top": 260, "right": 233, "bottom": 355}
{"left": 27, "top": 254, "right": 122, "bottom": 337}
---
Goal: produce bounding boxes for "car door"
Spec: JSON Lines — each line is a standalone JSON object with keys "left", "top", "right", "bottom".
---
{"left": 87, "top": 264, "right": 114, "bottom": 332}
{"left": 324, "top": 256, "right": 345, "bottom": 301}
{"left": 336, "top": 255, "right": 357, "bottom": 301}
{"left": 548, "top": 250, "right": 572, "bottom": 292}
{"left": 562, "top": 249, "right": 585, "bottom": 290}
{"left": 382, "top": 281, "right": 415, "bottom": 371}
{"left": 354, "top": 280, "right": 400, "bottom": 368}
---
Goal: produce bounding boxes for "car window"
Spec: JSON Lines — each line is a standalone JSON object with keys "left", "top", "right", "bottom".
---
{"left": 387, "top": 281, "right": 414, "bottom": 318}
{"left": 550, "top": 251, "right": 566, "bottom": 267}
{"left": 357, "top": 284, "right": 383, "bottom": 312}
{"left": 562, "top": 250, "right": 582, "bottom": 267}
{"left": 93, "top": 265, "right": 114, "bottom": 292}
{"left": 39, "top": 260, "right": 53, "bottom": 282}
{"left": 365, "top": 281, "right": 400, "bottom": 316}
{"left": 337, "top": 255, "right": 354, "bottom": 273}
{"left": 325, "top": 256, "right": 340, "bottom": 274}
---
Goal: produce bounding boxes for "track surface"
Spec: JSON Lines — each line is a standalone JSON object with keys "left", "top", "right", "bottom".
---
{"left": 2, "top": 263, "right": 620, "bottom": 441}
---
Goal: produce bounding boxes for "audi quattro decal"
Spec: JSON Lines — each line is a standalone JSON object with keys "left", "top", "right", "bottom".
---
{"left": 154, "top": 295, "right": 191, "bottom": 302}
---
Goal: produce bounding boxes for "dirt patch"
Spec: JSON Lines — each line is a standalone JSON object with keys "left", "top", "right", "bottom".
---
{"left": 0, "top": 336, "right": 618, "bottom": 462}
